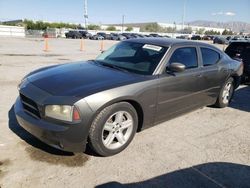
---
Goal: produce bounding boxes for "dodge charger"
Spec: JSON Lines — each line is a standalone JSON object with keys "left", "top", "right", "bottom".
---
{"left": 14, "top": 38, "right": 243, "bottom": 156}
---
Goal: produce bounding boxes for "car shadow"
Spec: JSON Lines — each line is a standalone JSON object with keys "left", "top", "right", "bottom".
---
{"left": 230, "top": 85, "right": 250, "bottom": 112}
{"left": 96, "top": 162, "right": 250, "bottom": 188}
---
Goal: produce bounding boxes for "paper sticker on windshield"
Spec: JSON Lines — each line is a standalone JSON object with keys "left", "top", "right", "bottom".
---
{"left": 143, "top": 44, "right": 162, "bottom": 52}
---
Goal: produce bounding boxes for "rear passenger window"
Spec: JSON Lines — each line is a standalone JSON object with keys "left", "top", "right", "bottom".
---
{"left": 201, "top": 48, "right": 220, "bottom": 66}
{"left": 169, "top": 47, "right": 198, "bottom": 69}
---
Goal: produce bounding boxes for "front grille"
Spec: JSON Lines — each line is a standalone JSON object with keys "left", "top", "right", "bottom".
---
{"left": 20, "top": 94, "right": 41, "bottom": 119}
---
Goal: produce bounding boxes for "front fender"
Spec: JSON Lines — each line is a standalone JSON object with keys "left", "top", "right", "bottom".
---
{"left": 84, "top": 79, "right": 159, "bottom": 129}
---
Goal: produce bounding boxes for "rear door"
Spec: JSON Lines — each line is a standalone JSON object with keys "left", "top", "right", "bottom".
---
{"left": 155, "top": 46, "right": 204, "bottom": 123}
{"left": 198, "top": 47, "right": 229, "bottom": 104}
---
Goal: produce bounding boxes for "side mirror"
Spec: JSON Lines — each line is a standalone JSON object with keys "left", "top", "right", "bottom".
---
{"left": 168, "top": 62, "right": 186, "bottom": 72}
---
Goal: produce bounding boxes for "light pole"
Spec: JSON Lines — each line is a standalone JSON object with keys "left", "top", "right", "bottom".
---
{"left": 182, "top": 0, "right": 187, "bottom": 32}
{"left": 84, "top": 0, "right": 88, "bottom": 29}
{"left": 122, "top": 15, "right": 125, "bottom": 32}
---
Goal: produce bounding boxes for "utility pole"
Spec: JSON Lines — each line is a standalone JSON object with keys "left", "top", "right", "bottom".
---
{"left": 122, "top": 15, "right": 125, "bottom": 32}
{"left": 84, "top": 0, "right": 88, "bottom": 29}
{"left": 182, "top": 0, "right": 187, "bottom": 32}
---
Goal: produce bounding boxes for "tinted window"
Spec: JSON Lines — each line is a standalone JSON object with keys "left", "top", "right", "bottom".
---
{"left": 169, "top": 47, "right": 198, "bottom": 69}
{"left": 225, "top": 42, "right": 250, "bottom": 58}
{"left": 201, "top": 48, "right": 220, "bottom": 66}
{"left": 242, "top": 47, "right": 250, "bottom": 64}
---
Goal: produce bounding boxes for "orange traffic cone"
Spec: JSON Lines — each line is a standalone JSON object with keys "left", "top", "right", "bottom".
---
{"left": 44, "top": 38, "right": 49, "bottom": 52}
{"left": 80, "top": 39, "right": 85, "bottom": 51}
{"left": 100, "top": 40, "right": 104, "bottom": 51}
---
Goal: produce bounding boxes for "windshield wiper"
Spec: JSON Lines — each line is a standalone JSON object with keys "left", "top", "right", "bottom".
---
{"left": 96, "top": 61, "right": 129, "bottom": 73}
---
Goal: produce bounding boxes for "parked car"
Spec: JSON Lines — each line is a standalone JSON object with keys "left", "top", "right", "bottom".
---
{"left": 149, "top": 33, "right": 162, "bottom": 37}
{"left": 202, "top": 35, "right": 212, "bottom": 40}
{"left": 15, "top": 38, "right": 242, "bottom": 156}
{"left": 137, "top": 34, "right": 146, "bottom": 38}
{"left": 79, "top": 30, "right": 92, "bottom": 39}
{"left": 163, "top": 35, "right": 171, "bottom": 38}
{"left": 96, "top": 32, "right": 111, "bottom": 40}
{"left": 65, "top": 31, "right": 82, "bottom": 39}
{"left": 213, "top": 37, "right": 229, "bottom": 44}
{"left": 226, "top": 36, "right": 233, "bottom": 41}
{"left": 121, "top": 33, "right": 134, "bottom": 39}
{"left": 90, "top": 34, "right": 104, "bottom": 40}
{"left": 176, "top": 35, "right": 190, "bottom": 40}
{"left": 110, "top": 33, "right": 126, "bottom": 41}
{"left": 225, "top": 41, "right": 250, "bottom": 82}
{"left": 191, "top": 35, "right": 202, "bottom": 40}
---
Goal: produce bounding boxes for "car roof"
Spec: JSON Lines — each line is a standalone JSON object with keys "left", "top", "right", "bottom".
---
{"left": 126, "top": 37, "right": 215, "bottom": 48}
{"left": 229, "top": 40, "right": 250, "bottom": 44}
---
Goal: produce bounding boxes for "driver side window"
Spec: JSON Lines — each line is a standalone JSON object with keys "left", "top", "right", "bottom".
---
{"left": 169, "top": 47, "right": 198, "bottom": 69}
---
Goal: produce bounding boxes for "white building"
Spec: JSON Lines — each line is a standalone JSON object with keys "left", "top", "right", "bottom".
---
{"left": 101, "top": 25, "right": 140, "bottom": 33}
{"left": 0, "top": 25, "right": 25, "bottom": 37}
{"left": 105, "top": 22, "right": 226, "bottom": 34}
{"left": 158, "top": 22, "right": 225, "bottom": 34}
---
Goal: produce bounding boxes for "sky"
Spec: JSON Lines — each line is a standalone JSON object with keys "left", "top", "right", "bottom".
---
{"left": 0, "top": 0, "right": 249, "bottom": 24}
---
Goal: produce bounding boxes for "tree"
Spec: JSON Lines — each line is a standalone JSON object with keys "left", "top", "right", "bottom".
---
{"left": 23, "top": 19, "right": 79, "bottom": 30}
{"left": 182, "top": 27, "right": 192, "bottom": 34}
{"left": 163, "top": 27, "right": 176, "bottom": 33}
{"left": 140, "top": 23, "right": 160, "bottom": 32}
{"left": 88, "top": 24, "right": 101, "bottom": 30}
{"left": 222, "top": 29, "right": 233, "bottom": 35}
{"left": 106, "top": 26, "right": 116, "bottom": 31}
{"left": 125, "top": 26, "right": 133, "bottom": 32}
{"left": 204, "top": 30, "right": 221, "bottom": 35}
{"left": 196, "top": 28, "right": 205, "bottom": 35}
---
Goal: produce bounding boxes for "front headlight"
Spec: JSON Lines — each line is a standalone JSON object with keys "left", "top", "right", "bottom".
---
{"left": 45, "top": 105, "right": 80, "bottom": 122}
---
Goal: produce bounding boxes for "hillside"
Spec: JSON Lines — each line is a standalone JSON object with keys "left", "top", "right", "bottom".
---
{"left": 188, "top": 20, "right": 250, "bottom": 33}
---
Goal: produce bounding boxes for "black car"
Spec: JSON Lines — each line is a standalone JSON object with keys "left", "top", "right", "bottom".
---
{"left": 225, "top": 41, "right": 250, "bottom": 82}
{"left": 110, "top": 33, "right": 126, "bottom": 41}
{"left": 202, "top": 35, "right": 212, "bottom": 40}
{"left": 15, "top": 38, "right": 242, "bottom": 156}
{"left": 176, "top": 35, "right": 190, "bottom": 40}
{"left": 121, "top": 33, "right": 134, "bottom": 39}
{"left": 149, "top": 33, "right": 162, "bottom": 37}
{"left": 97, "top": 32, "right": 111, "bottom": 40}
{"left": 79, "top": 31, "right": 92, "bottom": 39}
{"left": 191, "top": 35, "right": 202, "bottom": 40}
{"left": 65, "top": 31, "right": 82, "bottom": 39}
{"left": 213, "top": 37, "right": 229, "bottom": 45}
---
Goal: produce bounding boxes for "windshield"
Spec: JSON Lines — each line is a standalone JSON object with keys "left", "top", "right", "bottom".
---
{"left": 96, "top": 41, "right": 168, "bottom": 75}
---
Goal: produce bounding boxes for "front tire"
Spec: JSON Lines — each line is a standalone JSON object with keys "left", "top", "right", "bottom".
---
{"left": 88, "top": 102, "right": 138, "bottom": 157}
{"left": 215, "top": 77, "right": 234, "bottom": 108}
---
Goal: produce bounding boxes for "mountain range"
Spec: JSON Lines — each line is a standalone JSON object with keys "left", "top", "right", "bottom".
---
{"left": 187, "top": 20, "right": 250, "bottom": 33}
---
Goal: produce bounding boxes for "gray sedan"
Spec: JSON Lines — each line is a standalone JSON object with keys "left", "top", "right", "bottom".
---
{"left": 15, "top": 38, "right": 243, "bottom": 156}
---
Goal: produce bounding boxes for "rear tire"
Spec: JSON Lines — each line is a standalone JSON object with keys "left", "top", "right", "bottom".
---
{"left": 215, "top": 77, "right": 234, "bottom": 108}
{"left": 88, "top": 102, "right": 138, "bottom": 157}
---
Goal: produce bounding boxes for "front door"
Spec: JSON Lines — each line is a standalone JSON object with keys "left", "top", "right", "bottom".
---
{"left": 155, "top": 46, "right": 204, "bottom": 123}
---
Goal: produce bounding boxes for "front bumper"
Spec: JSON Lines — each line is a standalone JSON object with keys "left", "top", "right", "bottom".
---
{"left": 14, "top": 82, "right": 94, "bottom": 153}
{"left": 15, "top": 97, "right": 87, "bottom": 152}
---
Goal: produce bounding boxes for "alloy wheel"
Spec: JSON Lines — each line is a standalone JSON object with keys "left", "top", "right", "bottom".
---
{"left": 102, "top": 111, "right": 134, "bottom": 150}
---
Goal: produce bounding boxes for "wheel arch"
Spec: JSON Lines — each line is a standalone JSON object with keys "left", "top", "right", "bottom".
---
{"left": 230, "top": 74, "right": 241, "bottom": 89}
{"left": 88, "top": 97, "right": 145, "bottom": 133}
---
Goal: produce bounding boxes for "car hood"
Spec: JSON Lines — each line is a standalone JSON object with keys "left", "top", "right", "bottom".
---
{"left": 27, "top": 61, "right": 144, "bottom": 97}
